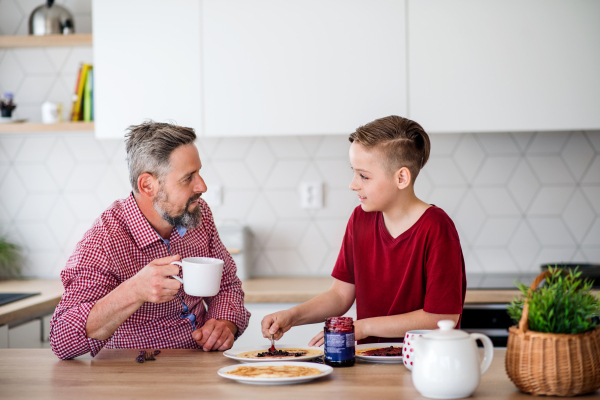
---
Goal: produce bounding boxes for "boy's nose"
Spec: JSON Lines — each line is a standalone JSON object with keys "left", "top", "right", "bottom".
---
{"left": 349, "top": 176, "right": 359, "bottom": 191}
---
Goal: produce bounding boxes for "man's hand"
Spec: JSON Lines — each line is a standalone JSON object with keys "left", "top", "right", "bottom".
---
{"left": 261, "top": 310, "right": 295, "bottom": 341}
{"left": 129, "top": 255, "right": 182, "bottom": 304}
{"left": 192, "top": 319, "right": 237, "bottom": 351}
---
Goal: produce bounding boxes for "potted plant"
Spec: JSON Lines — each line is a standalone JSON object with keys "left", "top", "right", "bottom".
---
{"left": 505, "top": 267, "right": 600, "bottom": 396}
{"left": 0, "top": 236, "right": 22, "bottom": 279}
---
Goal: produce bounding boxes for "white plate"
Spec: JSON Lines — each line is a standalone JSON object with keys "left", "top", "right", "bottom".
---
{"left": 218, "top": 361, "right": 333, "bottom": 385}
{"left": 224, "top": 344, "right": 323, "bottom": 363}
{"left": 355, "top": 343, "right": 404, "bottom": 363}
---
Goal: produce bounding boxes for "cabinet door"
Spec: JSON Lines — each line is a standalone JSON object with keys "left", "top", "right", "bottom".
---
{"left": 93, "top": 0, "right": 203, "bottom": 139}
{"left": 408, "top": 0, "right": 600, "bottom": 133}
{"left": 8, "top": 319, "right": 42, "bottom": 349}
{"left": 203, "top": 0, "right": 407, "bottom": 136}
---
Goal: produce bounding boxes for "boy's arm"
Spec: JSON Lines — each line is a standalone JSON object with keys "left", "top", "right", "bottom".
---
{"left": 355, "top": 310, "right": 459, "bottom": 341}
{"left": 308, "top": 310, "right": 459, "bottom": 347}
{"left": 261, "top": 279, "right": 355, "bottom": 340}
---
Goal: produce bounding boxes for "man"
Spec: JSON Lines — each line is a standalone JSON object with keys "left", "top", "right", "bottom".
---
{"left": 50, "top": 121, "right": 250, "bottom": 360}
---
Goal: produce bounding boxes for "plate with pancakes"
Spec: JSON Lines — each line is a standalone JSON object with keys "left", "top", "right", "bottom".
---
{"left": 218, "top": 361, "right": 333, "bottom": 385}
{"left": 224, "top": 344, "right": 323, "bottom": 363}
{"left": 355, "top": 343, "right": 404, "bottom": 363}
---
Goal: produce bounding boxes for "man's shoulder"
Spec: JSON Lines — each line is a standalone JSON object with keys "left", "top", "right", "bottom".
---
{"left": 79, "top": 198, "right": 130, "bottom": 247}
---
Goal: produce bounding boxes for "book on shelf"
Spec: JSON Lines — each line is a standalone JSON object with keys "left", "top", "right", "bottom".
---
{"left": 71, "top": 63, "right": 93, "bottom": 121}
{"left": 83, "top": 68, "right": 93, "bottom": 122}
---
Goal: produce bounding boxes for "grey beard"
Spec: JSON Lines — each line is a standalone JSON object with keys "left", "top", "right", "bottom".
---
{"left": 153, "top": 190, "right": 202, "bottom": 230}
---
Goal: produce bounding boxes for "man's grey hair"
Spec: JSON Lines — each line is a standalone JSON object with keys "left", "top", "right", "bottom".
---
{"left": 124, "top": 121, "right": 197, "bottom": 192}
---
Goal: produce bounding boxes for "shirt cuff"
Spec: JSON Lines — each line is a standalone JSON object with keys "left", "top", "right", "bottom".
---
{"left": 50, "top": 301, "right": 109, "bottom": 359}
{"left": 205, "top": 301, "right": 250, "bottom": 339}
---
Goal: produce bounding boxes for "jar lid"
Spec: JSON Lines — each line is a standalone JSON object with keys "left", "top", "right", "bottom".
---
{"left": 421, "top": 320, "right": 468, "bottom": 340}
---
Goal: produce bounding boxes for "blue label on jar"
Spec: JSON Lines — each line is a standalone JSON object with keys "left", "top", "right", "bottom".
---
{"left": 324, "top": 332, "right": 355, "bottom": 362}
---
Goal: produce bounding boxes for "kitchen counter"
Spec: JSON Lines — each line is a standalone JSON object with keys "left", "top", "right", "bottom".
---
{"left": 242, "top": 277, "right": 534, "bottom": 304}
{"left": 0, "top": 348, "right": 594, "bottom": 399}
{"left": 0, "top": 279, "right": 64, "bottom": 326}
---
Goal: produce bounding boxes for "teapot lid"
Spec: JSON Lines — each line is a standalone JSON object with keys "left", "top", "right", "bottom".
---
{"left": 422, "top": 320, "right": 469, "bottom": 340}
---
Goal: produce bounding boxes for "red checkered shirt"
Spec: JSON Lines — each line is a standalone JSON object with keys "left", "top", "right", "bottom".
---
{"left": 50, "top": 193, "right": 250, "bottom": 360}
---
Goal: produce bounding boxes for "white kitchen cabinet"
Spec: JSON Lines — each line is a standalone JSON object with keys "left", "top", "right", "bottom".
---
{"left": 234, "top": 303, "right": 356, "bottom": 349}
{"left": 203, "top": 0, "right": 407, "bottom": 137}
{"left": 8, "top": 319, "right": 42, "bottom": 349}
{"left": 408, "top": 0, "right": 600, "bottom": 133}
{"left": 92, "top": 0, "right": 203, "bottom": 139}
{"left": 0, "top": 325, "right": 7, "bottom": 349}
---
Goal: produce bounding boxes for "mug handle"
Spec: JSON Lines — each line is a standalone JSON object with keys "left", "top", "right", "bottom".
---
{"left": 470, "top": 333, "right": 494, "bottom": 375}
{"left": 170, "top": 261, "right": 184, "bottom": 284}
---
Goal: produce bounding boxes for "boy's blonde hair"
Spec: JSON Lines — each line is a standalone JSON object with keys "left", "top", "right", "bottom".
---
{"left": 349, "top": 115, "right": 430, "bottom": 183}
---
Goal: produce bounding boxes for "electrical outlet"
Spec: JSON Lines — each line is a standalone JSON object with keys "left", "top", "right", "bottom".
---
{"left": 300, "top": 182, "right": 323, "bottom": 209}
{"left": 203, "top": 185, "right": 222, "bottom": 207}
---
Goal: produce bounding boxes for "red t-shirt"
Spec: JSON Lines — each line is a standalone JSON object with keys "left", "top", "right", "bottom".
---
{"left": 332, "top": 205, "right": 466, "bottom": 344}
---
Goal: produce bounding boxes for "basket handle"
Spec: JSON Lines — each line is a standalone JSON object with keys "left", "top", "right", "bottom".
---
{"left": 518, "top": 270, "right": 553, "bottom": 332}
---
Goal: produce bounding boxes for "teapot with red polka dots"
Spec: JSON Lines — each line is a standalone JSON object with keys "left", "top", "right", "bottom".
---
{"left": 411, "top": 320, "right": 494, "bottom": 399}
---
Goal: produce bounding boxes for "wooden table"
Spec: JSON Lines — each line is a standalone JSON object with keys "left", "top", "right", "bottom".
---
{"left": 1, "top": 349, "right": 596, "bottom": 399}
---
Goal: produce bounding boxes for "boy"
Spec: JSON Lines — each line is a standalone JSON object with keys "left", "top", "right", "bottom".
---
{"left": 261, "top": 115, "right": 466, "bottom": 345}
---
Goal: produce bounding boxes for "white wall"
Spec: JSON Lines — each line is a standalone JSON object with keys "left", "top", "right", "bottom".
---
{"left": 0, "top": 0, "right": 599, "bottom": 278}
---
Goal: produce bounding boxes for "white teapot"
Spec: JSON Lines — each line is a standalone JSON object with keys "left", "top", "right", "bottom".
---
{"left": 411, "top": 320, "right": 494, "bottom": 399}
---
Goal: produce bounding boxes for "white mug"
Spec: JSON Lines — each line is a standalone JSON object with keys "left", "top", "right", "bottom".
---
{"left": 41, "top": 101, "right": 62, "bottom": 123}
{"left": 170, "top": 257, "right": 224, "bottom": 297}
{"left": 402, "top": 329, "right": 431, "bottom": 371}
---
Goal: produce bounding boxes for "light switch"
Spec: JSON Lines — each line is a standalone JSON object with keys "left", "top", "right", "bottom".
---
{"left": 300, "top": 182, "right": 323, "bottom": 209}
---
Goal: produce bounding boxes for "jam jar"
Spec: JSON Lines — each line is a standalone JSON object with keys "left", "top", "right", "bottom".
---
{"left": 324, "top": 317, "right": 355, "bottom": 367}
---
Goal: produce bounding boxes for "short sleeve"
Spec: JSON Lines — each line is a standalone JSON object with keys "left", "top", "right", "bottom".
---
{"left": 331, "top": 209, "right": 357, "bottom": 284}
{"left": 423, "top": 240, "right": 465, "bottom": 315}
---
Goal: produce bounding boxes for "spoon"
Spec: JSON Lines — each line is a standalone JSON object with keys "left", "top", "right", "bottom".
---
{"left": 269, "top": 334, "right": 276, "bottom": 352}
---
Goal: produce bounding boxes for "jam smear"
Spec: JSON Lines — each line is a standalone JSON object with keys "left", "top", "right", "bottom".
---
{"left": 256, "top": 349, "right": 307, "bottom": 358}
{"left": 361, "top": 346, "right": 403, "bottom": 356}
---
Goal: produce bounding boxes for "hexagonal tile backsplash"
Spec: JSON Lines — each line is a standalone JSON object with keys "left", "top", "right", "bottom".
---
{"left": 0, "top": 0, "right": 599, "bottom": 278}
{"left": 0, "top": 131, "right": 598, "bottom": 279}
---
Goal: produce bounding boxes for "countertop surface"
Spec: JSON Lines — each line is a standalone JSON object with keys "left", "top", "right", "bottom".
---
{"left": 0, "top": 279, "right": 64, "bottom": 326}
{"left": 2, "top": 278, "right": 597, "bottom": 325}
{"left": 3, "top": 348, "right": 595, "bottom": 399}
{"left": 241, "top": 277, "right": 529, "bottom": 304}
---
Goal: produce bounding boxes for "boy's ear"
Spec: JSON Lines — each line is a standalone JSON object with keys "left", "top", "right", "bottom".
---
{"left": 138, "top": 173, "right": 158, "bottom": 197}
{"left": 396, "top": 167, "right": 412, "bottom": 190}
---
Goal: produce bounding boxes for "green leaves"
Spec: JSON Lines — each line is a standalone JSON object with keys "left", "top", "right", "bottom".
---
{"left": 507, "top": 266, "right": 600, "bottom": 334}
{"left": 0, "top": 236, "right": 22, "bottom": 279}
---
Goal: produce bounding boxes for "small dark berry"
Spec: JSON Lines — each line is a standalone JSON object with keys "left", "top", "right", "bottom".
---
{"left": 136, "top": 355, "right": 144, "bottom": 363}
{"left": 153, "top": 350, "right": 161, "bottom": 356}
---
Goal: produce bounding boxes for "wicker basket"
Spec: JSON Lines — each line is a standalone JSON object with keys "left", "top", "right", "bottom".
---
{"left": 505, "top": 270, "right": 600, "bottom": 396}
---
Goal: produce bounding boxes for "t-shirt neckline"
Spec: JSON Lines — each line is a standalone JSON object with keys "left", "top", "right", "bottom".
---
{"left": 378, "top": 205, "right": 436, "bottom": 243}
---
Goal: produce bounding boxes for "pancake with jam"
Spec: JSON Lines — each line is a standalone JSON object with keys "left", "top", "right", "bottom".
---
{"left": 356, "top": 345, "right": 403, "bottom": 356}
{"left": 237, "top": 348, "right": 322, "bottom": 359}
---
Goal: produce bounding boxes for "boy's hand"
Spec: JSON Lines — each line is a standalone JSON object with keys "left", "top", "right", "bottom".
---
{"left": 261, "top": 310, "right": 294, "bottom": 340}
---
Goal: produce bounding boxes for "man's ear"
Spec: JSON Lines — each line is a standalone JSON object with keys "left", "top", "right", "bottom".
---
{"left": 396, "top": 167, "right": 412, "bottom": 190}
{"left": 137, "top": 173, "right": 157, "bottom": 197}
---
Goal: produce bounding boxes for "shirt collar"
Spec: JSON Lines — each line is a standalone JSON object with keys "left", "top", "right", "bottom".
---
{"left": 124, "top": 192, "right": 187, "bottom": 249}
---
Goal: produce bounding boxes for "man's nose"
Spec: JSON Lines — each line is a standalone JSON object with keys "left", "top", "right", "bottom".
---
{"left": 195, "top": 174, "right": 207, "bottom": 193}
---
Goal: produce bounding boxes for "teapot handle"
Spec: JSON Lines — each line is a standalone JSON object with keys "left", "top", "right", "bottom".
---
{"left": 469, "top": 333, "right": 494, "bottom": 375}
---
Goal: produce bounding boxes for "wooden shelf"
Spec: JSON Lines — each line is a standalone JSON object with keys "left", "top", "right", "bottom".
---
{"left": 0, "top": 122, "right": 94, "bottom": 134}
{"left": 0, "top": 33, "right": 92, "bottom": 48}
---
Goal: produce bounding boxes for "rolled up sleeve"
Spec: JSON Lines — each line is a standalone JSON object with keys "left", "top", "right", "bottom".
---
{"left": 50, "top": 245, "right": 118, "bottom": 359}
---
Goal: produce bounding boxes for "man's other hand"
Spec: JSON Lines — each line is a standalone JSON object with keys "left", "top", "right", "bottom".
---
{"left": 192, "top": 319, "right": 236, "bottom": 351}
{"left": 130, "top": 255, "right": 181, "bottom": 304}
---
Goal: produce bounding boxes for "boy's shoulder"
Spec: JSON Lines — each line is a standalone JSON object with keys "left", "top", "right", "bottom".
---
{"left": 350, "top": 204, "right": 459, "bottom": 241}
